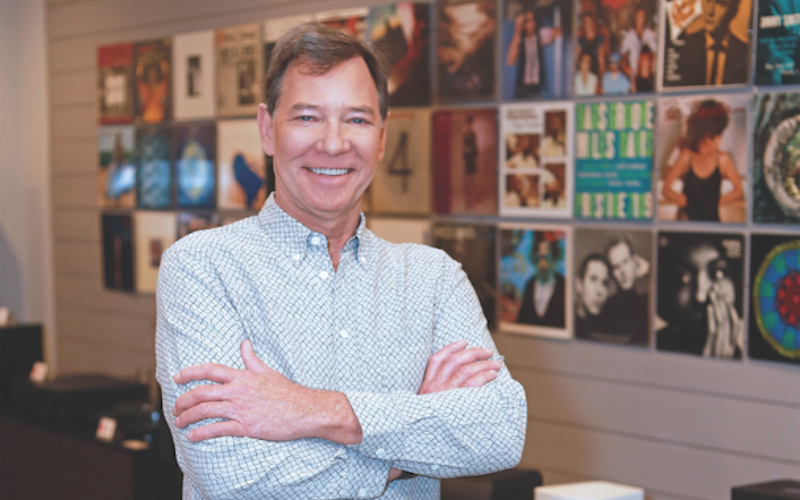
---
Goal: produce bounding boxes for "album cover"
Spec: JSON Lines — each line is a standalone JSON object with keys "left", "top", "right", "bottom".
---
{"left": 656, "top": 231, "right": 745, "bottom": 358}
{"left": 98, "top": 126, "right": 136, "bottom": 208}
{"left": 177, "top": 212, "right": 221, "bottom": 239}
{"left": 573, "top": 228, "right": 652, "bottom": 345}
{"left": 575, "top": 99, "right": 654, "bottom": 219}
{"left": 133, "top": 38, "right": 172, "bottom": 124}
{"left": 502, "top": 0, "right": 572, "bottom": 100}
{"left": 499, "top": 224, "right": 571, "bottom": 339}
{"left": 263, "top": 15, "right": 313, "bottom": 93}
{"left": 756, "top": 0, "right": 800, "bottom": 84}
{"left": 659, "top": 0, "right": 753, "bottom": 89}
{"left": 367, "top": 217, "right": 431, "bottom": 244}
{"left": 97, "top": 42, "right": 134, "bottom": 125}
{"left": 365, "top": 109, "right": 431, "bottom": 214}
{"left": 499, "top": 101, "right": 573, "bottom": 217}
{"left": 217, "top": 24, "right": 262, "bottom": 117}
{"left": 368, "top": 2, "right": 432, "bottom": 106}
{"left": 133, "top": 211, "right": 176, "bottom": 294}
{"left": 135, "top": 126, "right": 172, "bottom": 210}
{"left": 432, "top": 108, "right": 497, "bottom": 215}
{"left": 436, "top": 0, "right": 497, "bottom": 101}
{"left": 173, "top": 30, "right": 216, "bottom": 121}
{"left": 752, "top": 92, "right": 800, "bottom": 223}
{"left": 749, "top": 233, "right": 800, "bottom": 364}
{"left": 315, "top": 8, "right": 370, "bottom": 39}
{"left": 432, "top": 222, "right": 498, "bottom": 330}
{"left": 217, "top": 119, "right": 267, "bottom": 211}
{"left": 101, "top": 213, "right": 134, "bottom": 292}
{"left": 656, "top": 94, "right": 748, "bottom": 223}
{"left": 573, "top": 0, "right": 657, "bottom": 96}
{"left": 174, "top": 123, "right": 216, "bottom": 209}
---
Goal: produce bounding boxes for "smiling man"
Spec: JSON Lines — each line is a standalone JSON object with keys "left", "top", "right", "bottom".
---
{"left": 155, "top": 23, "right": 526, "bottom": 500}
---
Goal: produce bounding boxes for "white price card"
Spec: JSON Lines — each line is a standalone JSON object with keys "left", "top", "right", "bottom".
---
{"left": 96, "top": 417, "right": 117, "bottom": 442}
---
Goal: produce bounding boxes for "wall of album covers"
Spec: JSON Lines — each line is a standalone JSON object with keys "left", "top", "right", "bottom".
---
{"left": 47, "top": 0, "right": 800, "bottom": 497}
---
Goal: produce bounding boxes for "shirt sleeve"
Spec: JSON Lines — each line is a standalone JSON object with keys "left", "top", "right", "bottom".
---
{"left": 155, "top": 246, "right": 391, "bottom": 500}
{"left": 343, "top": 253, "right": 528, "bottom": 479}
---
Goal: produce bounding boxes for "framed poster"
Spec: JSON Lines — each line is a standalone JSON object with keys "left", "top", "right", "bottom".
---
{"left": 216, "top": 24, "right": 262, "bottom": 117}
{"left": 133, "top": 211, "right": 176, "bottom": 294}
{"left": 133, "top": 38, "right": 172, "bottom": 124}
{"left": 177, "top": 212, "right": 221, "bottom": 239}
{"left": 173, "top": 30, "right": 216, "bottom": 121}
{"left": 135, "top": 126, "right": 171, "bottom": 210}
{"left": 97, "top": 42, "right": 133, "bottom": 125}
{"left": 101, "top": 213, "right": 134, "bottom": 292}
{"left": 217, "top": 119, "right": 267, "bottom": 210}
{"left": 174, "top": 123, "right": 216, "bottom": 209}
{"left": 755, "top": 0, "right": 800, "bottom": 85}
{"left": 98, "top": 125, "right": 136, "bottom": 208}
{"left": 315, "top": 8, "right": 370, "bottom": 39}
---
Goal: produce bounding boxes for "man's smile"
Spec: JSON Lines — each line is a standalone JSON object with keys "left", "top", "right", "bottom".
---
{"left": 307, "top": 167, "right": 352, "bottom": 176}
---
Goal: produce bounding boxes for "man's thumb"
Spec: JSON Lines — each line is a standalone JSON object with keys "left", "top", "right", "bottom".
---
{"left": 241, "top": 339, "right": 269, "bottom": 373}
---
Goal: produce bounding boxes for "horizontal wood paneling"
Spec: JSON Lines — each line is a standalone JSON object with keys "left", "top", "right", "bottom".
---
{"left": 58, "top": 337, "right": 154, "bottom": 377}
{"left": 51, "top": 105, "right": 94, "bottom": 139}
{"left": 54, "top": 240, "right": 100, "bottom": 276}
{"left": 57, "top": 306, "right": 155, "bottom": 352}
{"left": 52, "top": 174, "right": 96, "bottom": 207}
{"left": 50, "top": 69, "right": 95, "bottom": 106}
{"left": 54, "top": 209, "right": 100, "bottom": 242}
{"left": 56, "top": 275, "right": 156, "bottom": 316}
{"left": 52, "top": 139, "right": 95, "bottom": 174}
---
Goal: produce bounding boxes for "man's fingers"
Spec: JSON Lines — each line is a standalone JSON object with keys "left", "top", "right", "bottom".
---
{"left": 449, "top": 359, "right": 502, "bottom": 388}
{"left": 424, "top": 340, "right": 467, "bottom": 382}
{"left": 462, "top": 369, "right": 499, "bottom": 388}
{"left": 174, "top": 401, "right": 233, "bottom": 428}
{"left": 174, "top": 363, "right": 237, "bottom": 385}
{"left": 240, "top": 339, "right": 270, "bottom": 374}
{"left": 186, "top": 420, "right": 245, "bottom": 442}
{"left": 437, "top": 347, "right": 493, "bottom": 382}
{"left": 173, "top": 384, "right": 231, "bottom": 417}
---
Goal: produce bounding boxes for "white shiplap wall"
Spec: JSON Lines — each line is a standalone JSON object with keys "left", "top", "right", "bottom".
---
{"left": 45, "top": 0, "right": 800, "bottom": 499}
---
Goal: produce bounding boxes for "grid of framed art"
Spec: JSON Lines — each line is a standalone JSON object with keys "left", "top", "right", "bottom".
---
{"left": 96, "top": 0, "right": 800, "bottom": 367}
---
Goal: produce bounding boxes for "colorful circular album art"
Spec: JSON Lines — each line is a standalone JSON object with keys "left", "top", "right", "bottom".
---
{"left": 753, "top": 240, "right": 800, "bottom": 360}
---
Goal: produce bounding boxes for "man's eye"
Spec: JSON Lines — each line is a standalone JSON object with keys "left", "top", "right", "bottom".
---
{"left": 351, "top": 118, "right": 366, "bottom": 124}
{"left": 299, "top": 116, "right": 314, "bottom": 122}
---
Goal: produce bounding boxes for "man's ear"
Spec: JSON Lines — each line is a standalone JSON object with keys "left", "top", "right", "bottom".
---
{"left": 377, "top": 111, "right": 390, "bottom": 163}
{"left": 257, "top": 103, "right": 275, "bottom": 157}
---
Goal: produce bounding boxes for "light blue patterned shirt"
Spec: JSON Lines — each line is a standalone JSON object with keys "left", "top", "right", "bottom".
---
{"left": 155, "top": 194, "right": 527, "bottom": 500}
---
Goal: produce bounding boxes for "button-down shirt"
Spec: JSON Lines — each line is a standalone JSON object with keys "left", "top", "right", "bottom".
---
{"left": 155, "top": 194, "right": 527, "bottom": 500}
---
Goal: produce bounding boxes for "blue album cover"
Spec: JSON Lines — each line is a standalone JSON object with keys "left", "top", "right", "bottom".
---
{"left": 174, "top": 123, "right": 216, "bottom": 209}
{"left": 756, "top": 0, "right": 800, "bottom": 85}
{"left": 135, "top": 126, "right": 171, "bottom": 209}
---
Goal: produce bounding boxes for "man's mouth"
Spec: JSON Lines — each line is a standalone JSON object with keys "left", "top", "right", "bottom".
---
{"left": 308, "top": 167, "right": 351, "bottom": 177}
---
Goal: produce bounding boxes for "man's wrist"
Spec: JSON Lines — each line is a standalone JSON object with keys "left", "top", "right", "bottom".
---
{"left": 310, "top": 390, "right": 364, "bottom": 445}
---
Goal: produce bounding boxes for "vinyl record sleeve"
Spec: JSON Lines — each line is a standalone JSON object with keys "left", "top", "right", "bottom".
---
{"left": 749, "top": 233, "right": 800, "bottom": 364}
{"left": 97, "top": 42, "right": 134, "bottom": 125}
{"left": 217, "top": 24, "right": 262, "bottom": 117}
{"left": 133, "top": 211, "right": 177, "bottom": 294}
{"left": 573, "top": 227, "right": 652, "bottom": 345}
{"left": 133, "top": 38, "right": 172, "bottom": 124}
{"left": 173, "top": 30, "right": 216, "bottom": 121}
{"left": 574, "top": 99, "right": 654, "bottom": 220}
{"left": 755, "top": 0, "right": 800, "bottom": 84}
{"left": 365, "top": 109, "right": 431, "bottom": 214}
{"left": 499, "top": 101, "right": 573, "bottom": 217}
{"left": 656, "top": 94, "right": 749, "bottom": 223}
{"left": 367, "top": 217, "right": 431, "bottom": 244}
{"left": 432, "top": 108, "right": 498, "bottom": 215}
{"left": 177, "top": 212, "right": 221, "bottom": 239}
{"left": 174, "top": 123, "right": 216, "bottom": 209}
{"left": 432, "top": 222, "right": 498, "bottom": 330}
{"left": 752, "top": 92, "right": 800, "bottom": 223}
{"left": 217, "top": 119, "right": 267, "bottom": 210}
{"left": 368, "top": 2, "right": 432, "bottom": 107}
{"left": 315, "top": 8, "right": 370, "bottom": 39}
{"left": 135, "top": 126, "right": 172, "bottom": 210}
{"left": 436, "top": 0, "right": 497, "bottom": 101}
{"left": 501, "top": 0, "right": 573, "bottom": 100}
{"left": 499, "top": 224, "right": 571, "bottom": 339}
{"left": 98, "top": 125, "right": 136, "bottom": 208}
{"left": 656, "top": 231, "right": 745, "bottom": 359}
{"left": 573, "top": 0, "right": 657, "bottom": 96}
{"left": 101, "top": 213, "right": 135, "bottom": 292}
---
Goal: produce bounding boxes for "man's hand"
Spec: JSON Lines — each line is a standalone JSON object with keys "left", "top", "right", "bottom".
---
{"left": 419, "top": 340, "right": 501, "bottom": 395}
{"left": 172, "top": 340, "right": 362, "bottom": 444}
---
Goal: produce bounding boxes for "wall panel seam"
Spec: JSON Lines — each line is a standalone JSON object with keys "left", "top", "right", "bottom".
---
{"left": 56, "top": 302, "right": 154, "bottom": 319}
{"left": 59, "top": 335, "right": 154, "bottom": 355}
{"left": 52, "top": 102, "right": 93, "bottom": 111}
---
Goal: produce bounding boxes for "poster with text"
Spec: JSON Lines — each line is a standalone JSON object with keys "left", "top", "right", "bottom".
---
{"left": 752, "top": 92, "right": 800, "bottom": 224}
{"left": 499, "top": 224, "right": 571, "bottom": 339}
{"left": 217, "top": 24, "right": 262, "bottom": 117}
{"left": 749, "top": 233, "right": 800, "bottom": 364}
{"left": 502, "top": 0, "right": 573, "bottom": 100}
{"left": 656, "top": 231, "right": 745, "bottom": 359}
{"left": 101, "top": 213, "right": 134, "bottom": 292}
{"left": 499, "top": 101, "right": 573, "bottom": 217}
{"left": 173, "top": 30, "right": 216, "bottom": 121}
{"left": 98, "top": 125, "right": 136, "bottom": 208}
{"left": 575, "top": 99, "right": 654, "bottom": 220}
{"left": 369, "top": 2, "right": 432, "bottom": 106}
{"left": 658, "top": 0, "right": 753, "bottom": 89}
{"left": 135, "top": 126, "right": 171, "bottom": 209}
{"left": 133, "top": 38, "right": 172, "bottom": 124}
{"left": 437, "top": 0, "right": 497, "bottom": 101}
{"left": 97, "top": 42, "right": 133, "bottom": 125}
{"left": 573, "top": 227, "right": 651, "bottom": 345}
{"left": 433, "top": 222, "right": 498, "bottom": 330}
{"left": 574, "top": 0, "right": 657, "bottom": 96}
{"left": 755, "top": 0, "right": 800, "bottom": 84}
{"left": 217, "top": 119, "right": 267, "bottom": 210}
{"left": 174, "top": 123, "right": 216, "bottom": 209}
{"left": 432, "top": 108, "right": 497, "bottom": 215}
{"left": 134, "top": 211, "right": 176, "bottom": 294}
{"left": 315, "top": 8, "right": 370, "bottom": 39}
{"left": 656, "top": 94, "right": 748, "bottom": 223}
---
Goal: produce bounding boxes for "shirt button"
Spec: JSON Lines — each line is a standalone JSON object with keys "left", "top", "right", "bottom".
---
{"left": 340, "top": 329, "right": 349, "bottom": 338}
{"left": 311, "top": 236, "right": 321, "bottom": 245}
{"left": 292, "top": 254, "right": 300, "bottom": 261}
{"left": 360, "top": 256, "right": 366, "bottom": 263}
{"left": 376, "top": 448, "right": 385, "bottom": 457}
{"left": 319, "top": 271, "right": 328, "bottom": 280}
{"left": 358, "top": 488, "right": 367, "bottom": 497}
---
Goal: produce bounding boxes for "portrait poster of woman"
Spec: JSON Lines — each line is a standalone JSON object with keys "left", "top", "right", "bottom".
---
{"left": 656, "top": 94, "right": 748, "bottom": 223}
{"left": 133, "top": 38, "right": 172, "bottom": 124}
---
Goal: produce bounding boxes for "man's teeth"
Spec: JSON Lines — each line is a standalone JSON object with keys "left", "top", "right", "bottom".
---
{"left": 310, "top": 168, "right": 349, "bottom": 176}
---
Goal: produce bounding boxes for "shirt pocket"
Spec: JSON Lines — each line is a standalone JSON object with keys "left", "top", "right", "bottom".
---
{"left": 380, "top": 329, "right": 433, "bottom": 393}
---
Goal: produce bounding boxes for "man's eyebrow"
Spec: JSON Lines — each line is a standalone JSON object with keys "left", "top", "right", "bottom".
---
{"left": 349, "top": 106, "right": 376, "bottom": 116}
{"left": 290, "top": 104, "right": 320, "bottom": 112}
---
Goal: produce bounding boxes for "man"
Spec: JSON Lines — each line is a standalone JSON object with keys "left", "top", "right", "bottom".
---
{"left": 574, "top": 253, "right": 611, "bottom": 339}
{"left": 620, "top": 5, "right": 657, "bottom": 92}
{"left": 516, "top": 233, "right": 565, "bottom": 328}
{"left": 601, "top": 53, "right": 631, "bottom": 95}
{"left": 602, "top": 238, "right": 650, "bottom": 345}
{"left": 506, "top": 9, "right": 562, "bottom": 98}
{"left": 155, "top": 23, "right": 526, "bottom": 500}
{"left": 677, "top": 0, "right": 749, "bottom": 86}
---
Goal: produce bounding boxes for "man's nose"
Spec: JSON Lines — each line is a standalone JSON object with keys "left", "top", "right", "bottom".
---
{"left": 316, "top": 121, "right": 351, "bottom": 155}
{"left": 696, "top": 272, "right": 711, "bottom": 303}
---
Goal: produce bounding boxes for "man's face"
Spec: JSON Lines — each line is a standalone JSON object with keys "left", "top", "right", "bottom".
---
{"left": 524, "top": 11, "right": 536, "bottom": 35}
{"left": 536, "top": 241, "right": 554, "bottom": 284}
{"left": 635, "top": 9, "right": 646, "bottom": 32}
{"left": 577, "top": 260, "right": 610, "bottom": 316}
{"left": 607, "top": 242, "right": 637, "bottom": 291}
{"left": 675, "top": 243, "right": 735, "bottom": 321}
{"left": 258, "top": 57, "right": 387, "bottom": 222}
{"left": 702, "top": 0, "right": 736, "bottom": 37}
